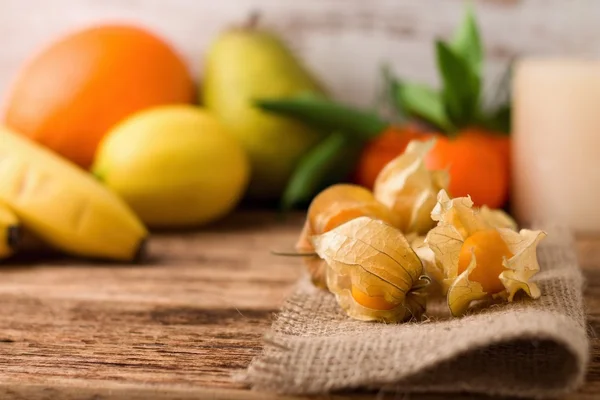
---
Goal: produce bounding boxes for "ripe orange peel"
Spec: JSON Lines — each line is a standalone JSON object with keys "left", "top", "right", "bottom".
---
{"left": 311, "top": 217, "right": 428, "bottom": 323}
{"left": 425, "top": 190, "right": 545, "bottom": 316}
{"left": 374, "top": 138, "right": 449, "bottom": 235}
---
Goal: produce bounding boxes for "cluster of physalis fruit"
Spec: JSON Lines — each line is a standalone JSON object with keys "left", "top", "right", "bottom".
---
{"left": 294, "top": 139, "right": 546, "bottom": 323}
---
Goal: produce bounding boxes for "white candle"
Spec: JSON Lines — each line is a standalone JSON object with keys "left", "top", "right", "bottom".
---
{"left": 513, "top": 59, "right": 600, "bottom": 233}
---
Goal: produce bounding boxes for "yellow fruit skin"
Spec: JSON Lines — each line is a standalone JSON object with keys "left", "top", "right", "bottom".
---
{"left": 0, "top": 203, "right": 20, "bottom": 259}
{"left": 0, "top": 126, "right": 147, "bottom": 261}
{"left": 203, "top": 29, "right": 324, "bottom": 199}
{"left": 92, "top": 105, "right": 249, "bottom": 228}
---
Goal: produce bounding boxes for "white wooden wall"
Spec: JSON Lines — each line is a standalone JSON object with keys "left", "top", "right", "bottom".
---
{"left": 0, "top": 0, "right": 599, "bottom": 107}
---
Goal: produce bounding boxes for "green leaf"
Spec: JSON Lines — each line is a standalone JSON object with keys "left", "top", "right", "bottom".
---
{"left": 386, "top": 71, "right": 404, "bottom": 115}
{"left": 376, "top": 64, "right": 406, "bottom": 123}
{"left": 489, "top": 60, "right": 514, "bottom": 109}
{"left": 451, "top": 3, "right": 483, "bottom": 76}
{"left": 436, "top": 40, "right": 481, "bottom": 127}
{"left": 255, "top": 95, "right": 388, "bottom": 141}
{"left": 483, "top": 103, "right": 511, "bottom": 134}
{"left": 281, "top": 132, "right": 361, "bottom": 210}
{"left": 392, "top": 79, "right": 453, "bottom": 132}
{"left": 477, "top": 60, "right": 513, "bottom": 134}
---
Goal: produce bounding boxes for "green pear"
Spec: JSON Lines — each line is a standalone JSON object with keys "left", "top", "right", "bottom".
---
{"left": 202, "top": 26, "right": 325, "bottom": 200}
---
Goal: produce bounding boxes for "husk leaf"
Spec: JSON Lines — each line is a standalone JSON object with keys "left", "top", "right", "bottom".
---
{"left": 498, "top": 228, "right": 546, "bottom": 301}
{"left": 447, "top": 250, "right": 488, "bottom": 316}
{"left": 426, "top": 190, "right": 546, "bottom": 316}
{"left": 311, "top": 216, "right": 426, "bottom": 322}
{"left": 374, "top": 139, "right": 449, "bottom": 235}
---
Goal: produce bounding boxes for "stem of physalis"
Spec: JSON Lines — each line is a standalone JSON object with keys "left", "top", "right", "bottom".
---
{"left": 270, "top": 250, "right": 318, "bottom": 257}
{"left": 411, "top": 275, "right": 432, "bottom": 291}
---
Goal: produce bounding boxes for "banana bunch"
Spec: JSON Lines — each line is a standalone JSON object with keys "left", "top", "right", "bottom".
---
{"left": 0, "top": 126, "right": 148, "bottom": 261}
{"left": 0, "top": 204, "right": 20, "bottom": 259}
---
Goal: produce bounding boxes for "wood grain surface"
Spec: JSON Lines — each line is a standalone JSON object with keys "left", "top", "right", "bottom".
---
{"left": 1, "top": 0, "right": 599, "bottom": 108}
{"left": 0, "top": 211, "right": 597, "bottom": 399}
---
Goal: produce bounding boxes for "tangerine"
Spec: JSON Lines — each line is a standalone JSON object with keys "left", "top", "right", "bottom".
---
{"left": 461, "top": 127, "right": 511, "bottom": 179}
{"left": 425, "top": 134, "right": 508, "bottom": 208}
{"left": 3, "top": 24, "right": 194, "bottom": 168}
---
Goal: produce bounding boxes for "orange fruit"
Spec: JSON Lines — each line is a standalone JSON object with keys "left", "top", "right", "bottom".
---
{"left": 3, "top": 24, "right": 194, "bottom": 168}
{"left": 425, "top": 133, "right": 508, "bottom": 208}
{"left": 300, "top": 183, "right": 396, "bottom": 241}
{"left": 351, "top": 286, "right": 396, "bottom": 310}
{"left": 354, "top": 124, "right": 432, "bottom": 190}
{"left": 461, "top": 127, "right": 511, "bottom": 179}
{"left": 458, "top": 229, "right": 513, "bottom": 294}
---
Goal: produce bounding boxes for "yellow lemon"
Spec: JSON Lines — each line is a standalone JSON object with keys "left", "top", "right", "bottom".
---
{"left": 92, "top": 105, "right": 249, "bottom": 227}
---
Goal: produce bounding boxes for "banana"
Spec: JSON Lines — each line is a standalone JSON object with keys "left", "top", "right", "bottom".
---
{"left": 0, "top": 126, "right": 148, "bottom": 261}
{"left": 0, "top": 203, "right": 20, "bottom": 258}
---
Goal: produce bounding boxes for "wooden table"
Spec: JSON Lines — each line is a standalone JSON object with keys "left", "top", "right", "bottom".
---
{"left": 0, "top": 212, "right": 598, "bottom": 400}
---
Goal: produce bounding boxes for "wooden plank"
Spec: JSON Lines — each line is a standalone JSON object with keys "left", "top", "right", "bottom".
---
{"left": 0, "top": 212, "right": 303, "bottom": 391}
{"left": 0, "top": 212, "right": 597, "bottom": 399}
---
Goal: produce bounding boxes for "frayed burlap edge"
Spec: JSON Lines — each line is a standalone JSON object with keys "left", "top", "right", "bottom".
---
{"left": 242, "top": 227, "right": 589, "bottom": 399}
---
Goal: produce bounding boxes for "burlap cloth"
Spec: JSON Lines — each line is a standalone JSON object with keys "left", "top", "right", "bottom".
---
{"left": 243, "top": 228, "right": 590, "bottom": 398}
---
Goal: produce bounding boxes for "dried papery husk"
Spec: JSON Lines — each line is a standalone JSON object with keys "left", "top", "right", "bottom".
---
{"left": 415, "top": 248, "right": 445, "bottom": 297}
{"left": 296, "top": 184, "right": 397, "bottom": 288}
{"left": 295, "top": 220, "right": 313, "bottom": 251}
{"left": 446, "top": 250, "right": 488, "bottom": 316}
{"left": 408, "top": 235, "right": 444, "bottom": 297}
{"left": 311, "top": 216, "right": 427, "bottom": 322}
{"left": 374, "top": 139, "right": 449, "bottom": 235}
{"left": 426, "top": 191, "right": 519, "bottom": 291}
{"left": 497, "top": 228, "right": 546, "bottom": 301}
{"left": 431, "top": 190, "right": 517, "bottom": 234}
{"left": 425, "top": 222, "right": 464, "bottom": 293}
{"left": 426, "top": 190, "right": 546, "bottom": 316}
{"left": 295, "top": 220, "right": 328, "bottom": 289}
{"left": 430, "top": 190, "right": 488, "bottom": 238}
{"left": 480, "top": 206, "right": 518, "bottom": 231}
{"left": 307, "top": 184, "right": 398, "bottom": 234}
{"left": 301, "top": 255, "right": 328, "bottom": 289}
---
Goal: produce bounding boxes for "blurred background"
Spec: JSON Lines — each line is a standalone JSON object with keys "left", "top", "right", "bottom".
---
{"left": 0, "top": 0, "right": 598, "bottom": 107}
